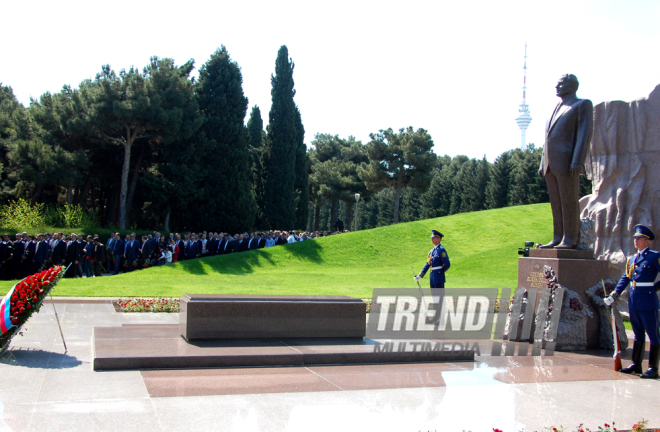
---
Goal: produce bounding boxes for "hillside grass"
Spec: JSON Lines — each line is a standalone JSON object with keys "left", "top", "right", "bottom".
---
{"left": 0, "top": 203, "right": 553, "bottom": 298}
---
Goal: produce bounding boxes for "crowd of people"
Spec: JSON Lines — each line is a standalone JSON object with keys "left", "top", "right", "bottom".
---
{"left": 0, "top": 228, "right": 348, "bottom": 280}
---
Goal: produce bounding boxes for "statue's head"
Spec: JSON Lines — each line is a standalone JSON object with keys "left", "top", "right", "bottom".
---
{"left": 556, "top": 74, "right": 579, "bottom": 97}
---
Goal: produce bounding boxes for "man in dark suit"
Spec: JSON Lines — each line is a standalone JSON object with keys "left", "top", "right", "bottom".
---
{"left": 51, "top": 233, "right": 67, "bottom": 267}
{"left": 83, "top": 235, "right": 96, "bottom": 277}
{"left": 236, "top": 234, "right": 248, "bottom": 252}
{"left": 123, "top": 233, "right": 140, "bottom": 272}
{"left": 276, "top": 232, "right": 287, "bottom": 246}
{"left": 175, "top": 234, "right": 185, "bottom": 262}
{"left": 111, "top": 233, "right": 124, "bottom": 275}
{"left": 33, "top": 234, "right": 50, "bottom": 273}
{"left": 247, "top": 233, "right": 259, "bottom": 251}
{"left": 152, "top": 232, "right": 162, "bottom": 250}
{"left": 106, "top": 232, "right": 115, "bottom": 272}
{"left": 188, "top": 236, "right": 199, "bottom": 259}
{"left": 8, "top": 233, "right": 24, "bottom": 279}
{"left": 65, "top": 234, "right": 82, "bottom": 278}
{"left": 228, "top": 234, "right": 238, "bottom": 253}
{"left": 258, "top": 233, "right": 267, "bottom": 249}
{"left": 538, "top": 74, "right": 593, "bottom": 249}
{"left": 207, "top": 234, "right": 218, "bottom": 256}
{"left": 22, "top": 235, "right": 36, "bottom": 277}
{"left": 0, "top": 234, "right": 9, "bottom": 280}
{"left": 217, "top": 235, "right": 226, "bottom": 255}
{"left": 94, "top": 238, "right": 106, "bottom": 276}
{"left": 139, "top": 235, "right": 152, "bottom": 268}
{"left": 218, "top": 235, "right": 229, "bottom": 254}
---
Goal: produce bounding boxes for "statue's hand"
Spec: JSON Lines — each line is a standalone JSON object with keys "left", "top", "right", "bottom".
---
{"left": 538, "top": 169, "right": 544, "bottom": 178}
{"left": 570, "top": 163, "right": 584, "bottom": 175}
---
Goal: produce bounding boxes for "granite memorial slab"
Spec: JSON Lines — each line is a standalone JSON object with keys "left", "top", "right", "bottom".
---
{"left": 180, "top": 294, "right": 366, "bottom": 341}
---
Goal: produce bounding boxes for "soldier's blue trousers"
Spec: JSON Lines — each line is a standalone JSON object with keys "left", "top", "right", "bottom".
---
{"left": 630, "top": 309, "right": 660, "bottom": 345}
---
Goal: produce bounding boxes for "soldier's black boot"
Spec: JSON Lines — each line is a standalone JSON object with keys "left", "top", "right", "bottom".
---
{"left": 641, "top": 344, "right": 659, "bottom": 379}
{"left": 620, "top": 340, "right": 644, "bottom": 374}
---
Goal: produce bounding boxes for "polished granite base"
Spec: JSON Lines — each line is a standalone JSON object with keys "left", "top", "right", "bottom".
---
{"left": 93, "top": 324, "right": 475, "bottom": 371}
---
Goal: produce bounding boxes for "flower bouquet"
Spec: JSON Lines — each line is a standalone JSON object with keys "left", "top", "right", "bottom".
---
{"left": 0, "top": 265, "right": 66, "bottom": 354}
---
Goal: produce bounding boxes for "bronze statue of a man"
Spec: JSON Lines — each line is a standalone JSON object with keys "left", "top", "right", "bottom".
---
{"left": 538, "top": 74, "right": 593, "bottom": 249}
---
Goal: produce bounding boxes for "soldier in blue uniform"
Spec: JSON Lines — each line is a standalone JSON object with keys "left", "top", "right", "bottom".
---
{"left": 414, "top": 230, "right": 451, "bottom": 289}
{"left": 605, "top": 224, "right": 660, "bottom": 379}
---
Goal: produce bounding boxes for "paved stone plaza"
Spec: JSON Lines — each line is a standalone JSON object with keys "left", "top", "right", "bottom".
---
{"left": 1, "top": 300, "right": 659, "bottom": 432}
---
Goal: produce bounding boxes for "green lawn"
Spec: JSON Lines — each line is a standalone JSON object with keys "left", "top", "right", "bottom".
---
{"left": 0, "top": 203, "right": 553, "bottom": 298}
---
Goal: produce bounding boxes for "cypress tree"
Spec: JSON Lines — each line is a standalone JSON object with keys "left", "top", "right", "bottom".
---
{"left": 191, "top": 46, "right": 256, "bottom": 232}
{"left": 247, "top": 105, "right": 265, "bottom": 184}
{"left": 247, "top": 105, "right": 265, "bottom": 226}
{"left": 293, "top": 106, "right": 309, "bottom": 229}
{"left": 261, "top": 45, "right": 297, "bottom": 229}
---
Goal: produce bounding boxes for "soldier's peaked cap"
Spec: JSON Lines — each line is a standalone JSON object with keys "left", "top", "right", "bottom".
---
{"left": 430, "top": 230, "right": 444, "bottom": 238}
{"left": 633, "top": 224, "right": 655, "bottom": 241}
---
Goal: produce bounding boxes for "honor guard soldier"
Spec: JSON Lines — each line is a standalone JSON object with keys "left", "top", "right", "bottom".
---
{"left": 605, "top": 224, "right": 660, "bottom": 379}
{"left": 414, "top": 230, "right": 451, "bottom": 289}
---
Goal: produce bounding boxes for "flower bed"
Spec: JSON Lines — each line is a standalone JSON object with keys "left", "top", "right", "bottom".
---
{"left": 1, "top": 265, "right": 66, "bottom": 353}
{"left": 115, "top": 297, "right": 180, "bottom": 313}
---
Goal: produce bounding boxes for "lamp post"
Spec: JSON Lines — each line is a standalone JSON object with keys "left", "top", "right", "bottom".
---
{"left": 354, "top": 193, "right": 360, "bottom": 232}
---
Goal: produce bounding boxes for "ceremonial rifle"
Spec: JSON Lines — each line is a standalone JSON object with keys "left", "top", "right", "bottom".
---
{"left": 603, "top": 280, "right": 623, "bottom": 371}
{"left": 411, "top": 265, "right": 427, "bottom": 313}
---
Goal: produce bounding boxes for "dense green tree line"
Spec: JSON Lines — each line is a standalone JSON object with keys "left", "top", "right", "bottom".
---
{"left": 310, "top": 143, "right": 591, "bottom": 232}
{"left": 0, "top": 45, "right": 308, "bottom": 232}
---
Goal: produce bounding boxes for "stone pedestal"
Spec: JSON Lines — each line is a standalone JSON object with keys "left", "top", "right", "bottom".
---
{"left": 180, "top": 294, "right": 366, "bottom": 341}
{"left": 518, "top": 249, "right": 609, "bottom": 348}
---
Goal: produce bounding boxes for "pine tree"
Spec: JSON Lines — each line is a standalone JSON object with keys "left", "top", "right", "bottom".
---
{"left": 191, "top": 46, "right": 256, "bottom": 232}
{"left": 293, "top": 106, "right": 309, "bottom": 229}
{"left": 485, "top": 151, "right": 511, "bottom": 209}
{"left": 309, "top": 134, "right": 369, "bottom": 231}
{"left": 261, "top": 46, "right": 297, "bottom": 229}
{"left": 359, "top": 127, "right": 436, "bottom": 223}
{"left": 473, "top": 156, "right": 490, "bottom": 210}
{"left": 507, "top": 148, "right": 528, "bottom": 205}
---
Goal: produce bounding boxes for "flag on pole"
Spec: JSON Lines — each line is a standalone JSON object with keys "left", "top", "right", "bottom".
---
{"left": 0, "top": 286, "right": 16, "bottom": 335}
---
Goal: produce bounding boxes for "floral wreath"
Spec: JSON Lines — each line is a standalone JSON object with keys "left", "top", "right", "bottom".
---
{"left": 0, "top": 265, "right": 66, "bottom": 353}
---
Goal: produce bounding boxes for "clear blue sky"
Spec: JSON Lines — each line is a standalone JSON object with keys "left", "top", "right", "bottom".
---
{"left": 2, "top": 0, "right": 659, "bottom": 161}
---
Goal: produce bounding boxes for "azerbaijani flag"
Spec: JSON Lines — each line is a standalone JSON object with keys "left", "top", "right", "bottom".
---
{"left": 0, "top": 285, "right": 16, "bottom": 335}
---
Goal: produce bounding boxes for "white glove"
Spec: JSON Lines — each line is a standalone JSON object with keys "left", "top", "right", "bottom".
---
{"left": 603, "top": 296, "right": 615, "bottom": 306}
{"left": 414, "top": 275, "right": 422, "bottom": 282}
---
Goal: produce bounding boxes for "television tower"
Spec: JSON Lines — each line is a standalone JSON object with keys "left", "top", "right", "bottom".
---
{"left": 515, "top": 43, "right": 532, "bottom": 150}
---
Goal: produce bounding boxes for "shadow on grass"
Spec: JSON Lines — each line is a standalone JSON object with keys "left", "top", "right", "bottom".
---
{"left": 284, "top": 240, "right": 324, "bottom": 264}
{"left": 176, "top": 241, "right": 324, "bottom": 276}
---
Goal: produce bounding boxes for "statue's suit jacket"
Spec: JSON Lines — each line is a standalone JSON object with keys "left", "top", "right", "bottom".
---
{"left": 540, "top": 96, "right": 593, "bottom": 175}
